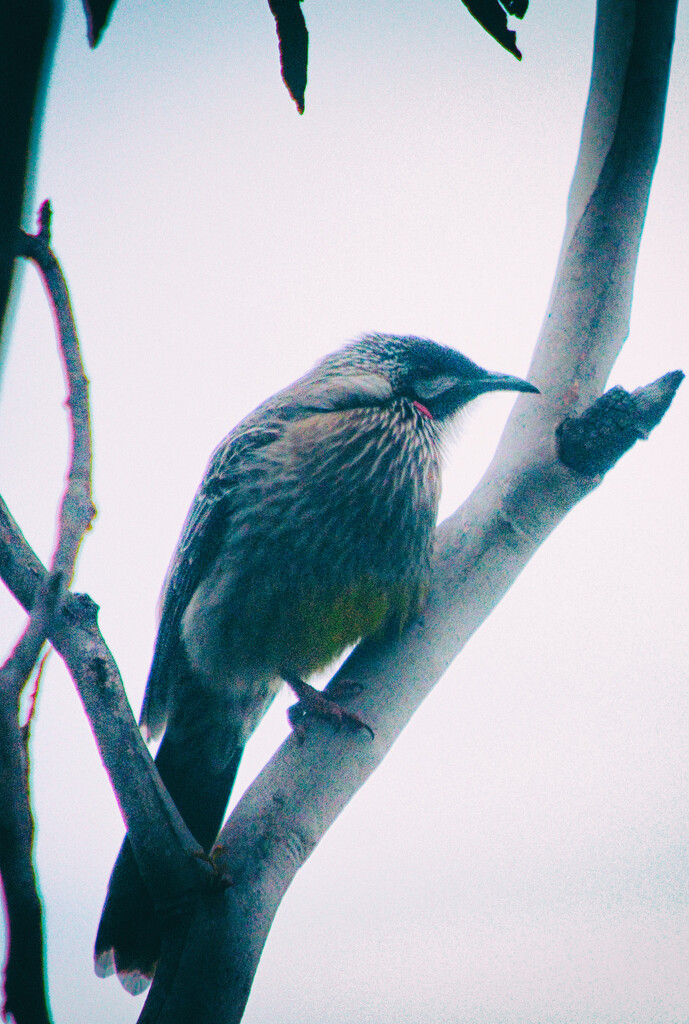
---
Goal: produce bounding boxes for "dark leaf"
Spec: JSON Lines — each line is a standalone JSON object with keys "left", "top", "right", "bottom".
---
{"left": 267, "top": 0, "right": 308, "bottom": 114}
{"left": 501, "top": 0, "right": 528, "bottom": 19}
{"left": 82, "top": 0, "right": 118, "bottom": 47}
{"left": 461, "top": 0, "right": 522, "bottom": 60}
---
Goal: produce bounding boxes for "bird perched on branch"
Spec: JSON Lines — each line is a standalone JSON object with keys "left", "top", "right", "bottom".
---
{"left": 95, "top": 332, "right": 538, "bottom": 991}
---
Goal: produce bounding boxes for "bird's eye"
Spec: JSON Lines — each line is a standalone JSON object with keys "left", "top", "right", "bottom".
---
{"left": 412, "top": 374, "right": 460, "bottom": 401}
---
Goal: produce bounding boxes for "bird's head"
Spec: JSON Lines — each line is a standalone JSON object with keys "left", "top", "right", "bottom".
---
{"left": 293, "top": 333, "right": 538, "bottom": 423}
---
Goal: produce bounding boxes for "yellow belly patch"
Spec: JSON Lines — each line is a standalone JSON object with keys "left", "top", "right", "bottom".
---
{"left": 280, "top": 577, "right": 413, "bottom": 675}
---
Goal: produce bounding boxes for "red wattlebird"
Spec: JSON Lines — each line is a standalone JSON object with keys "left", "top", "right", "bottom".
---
{"left": 95, "top": 333, "right": 538, "bottom": 991}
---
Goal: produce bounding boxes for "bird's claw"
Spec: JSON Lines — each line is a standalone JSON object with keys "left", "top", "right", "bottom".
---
{"left": 285, "top": 676, "right": 374, "bottom": 742}
{"left": 287, "top": 702, "right": 309, "bottom": 743}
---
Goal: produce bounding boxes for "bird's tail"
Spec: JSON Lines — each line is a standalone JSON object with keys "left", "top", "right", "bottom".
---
{"left": 94, "top": 699, "right": 243, "bottom": 994}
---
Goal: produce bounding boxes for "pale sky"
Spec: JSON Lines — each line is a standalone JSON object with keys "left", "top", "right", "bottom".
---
{"left": 1, "top": 1, "right": 688, "bottom": 1021}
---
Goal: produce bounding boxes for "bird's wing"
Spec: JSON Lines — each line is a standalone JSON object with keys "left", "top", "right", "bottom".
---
{"left": 140, "top": 416, "right": 284, "bottom": 736}
{"left": 139, "top": 358, "right": 395, "bottom": 735}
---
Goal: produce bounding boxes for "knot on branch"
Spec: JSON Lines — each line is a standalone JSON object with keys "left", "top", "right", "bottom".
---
{"left": 16, "top": 201, "right": 52, "bottom": 262}
{"left": 556, "top": 370, "right": 684, "bottom": 476}
{"left": 37, "top": 200, "right": 52, "bottom": 242}
{"left": 63, "top": 591, "right": 100, "bottom": 626}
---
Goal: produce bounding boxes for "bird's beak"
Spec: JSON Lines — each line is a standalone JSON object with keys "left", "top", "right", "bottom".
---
{"left": 471, "top": 372, "right": 540, "bottom": 396}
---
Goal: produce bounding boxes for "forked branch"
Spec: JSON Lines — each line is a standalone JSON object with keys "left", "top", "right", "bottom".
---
{"left": 0, "top": 201, "right": 97, "bottom": 1024}
{"left": 0, "top": 206, "right": 209, "bottom": 1023}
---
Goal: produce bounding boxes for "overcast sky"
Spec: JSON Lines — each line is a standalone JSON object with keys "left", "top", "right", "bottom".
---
{"left": 1, "top": 1, "right": 688, "bottom": 1021}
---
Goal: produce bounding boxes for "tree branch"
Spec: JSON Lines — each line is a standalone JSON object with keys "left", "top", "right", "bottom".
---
{"left": 137, "top": 2, "right": 683, "bottom": 1021}
{"left": 0, "top": 204, "right": 209, "bottom": 1021}
{"left": 0, "top": 667, "right": 52, "bottom": 1024}
{"left": 0, "top": 194, "right": 101, "bottom": 1024}
{"left": 0, "top": 498, "right": 213, "bottom": 935}
{"left": 2, "top": 201, "right": 97, "bottom": 710}
{"left": 0, "top": 496, "right": 45, "bottom": 612}
{"left": 17, "top": 200, "right": 97, "bottom": 581}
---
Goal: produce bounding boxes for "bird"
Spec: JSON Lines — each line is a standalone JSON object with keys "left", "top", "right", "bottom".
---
{"left": 94, "top": 332, "right": 538, "bottom": 992}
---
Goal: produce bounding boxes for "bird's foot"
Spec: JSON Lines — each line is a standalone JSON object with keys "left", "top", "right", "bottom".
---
{"left": 284, "top": 675, "right": 374, "bottom": 742}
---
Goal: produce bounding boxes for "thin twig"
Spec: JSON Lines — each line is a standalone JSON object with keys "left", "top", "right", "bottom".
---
{"left": 17, "top": 199, "right": 96, "bottom": 579}
{"left": 2, "top": 201, "right": 96, "bottom": 699}
{"left": 0, "top": 202, "right": 96, "bottom": 1024}
{"left": 0, "top": 609, "right": 48, "bottom": 704}
{"left": 0, "top": 695, "right": 51, "bottom": 1024}
{"left": 21, "top": 649, "right": 50, "bottom": 739}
